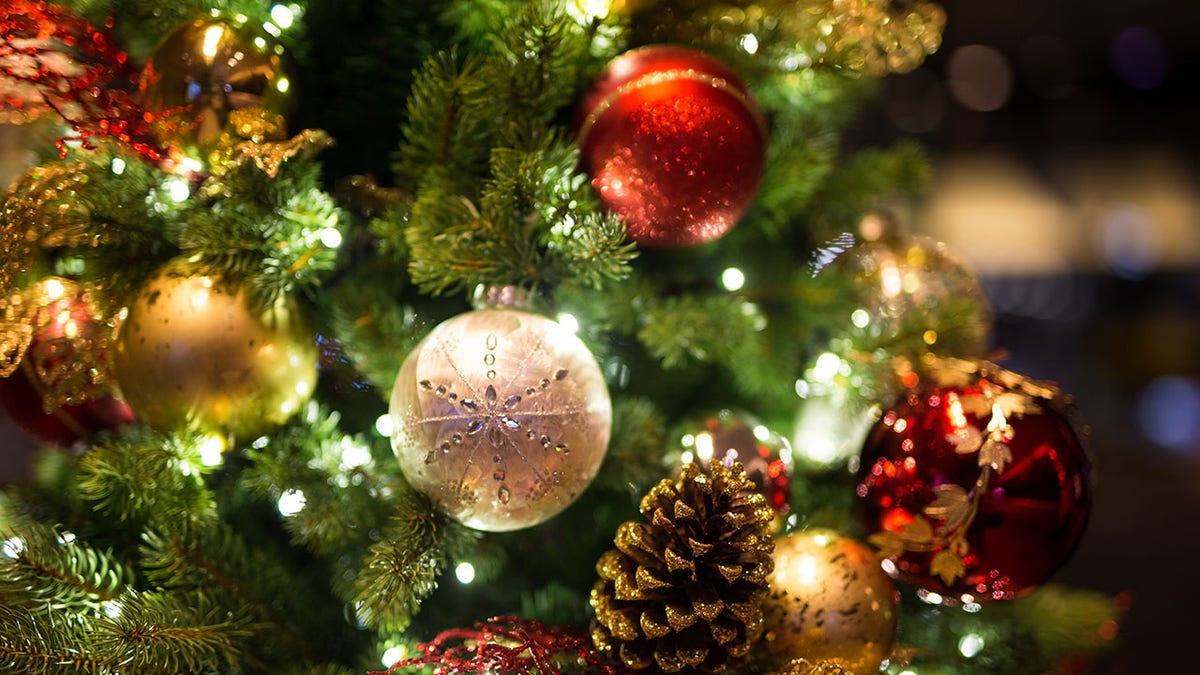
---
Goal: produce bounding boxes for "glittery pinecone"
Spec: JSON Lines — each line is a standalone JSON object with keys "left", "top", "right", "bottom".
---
{"left": 774, "top": 658, "right": 856, "bottom": 675}
{"left": 590, "top": 461, "right": 775, "bottom": 673}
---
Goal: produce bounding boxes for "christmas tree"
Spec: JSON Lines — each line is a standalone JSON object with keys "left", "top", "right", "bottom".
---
{"left": 0, "top": 1, "right": 1121, "bottom": 674}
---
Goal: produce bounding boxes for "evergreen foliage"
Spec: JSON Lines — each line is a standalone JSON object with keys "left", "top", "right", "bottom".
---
{"left": 0, "top": 1, "right": 1119, "bottom": 673}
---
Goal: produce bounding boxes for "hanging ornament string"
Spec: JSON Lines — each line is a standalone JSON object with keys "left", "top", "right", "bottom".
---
{"left": 374, "top": 616, "right": 627, "bottom": 675}
{"left": 1, "top": 0, "right": 163, "bottom": 159}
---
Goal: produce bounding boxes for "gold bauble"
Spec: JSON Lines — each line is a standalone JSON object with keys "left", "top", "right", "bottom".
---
{"left": 114, "top": 259, "right": 316, "bottom": 441}
{"left": 762, "top": 529, "right": 898, "bottom": 673}
{"left": 389, "top": 308, "right": 611, "bottom": 532}
{"left": 139, "top": 18, "right": 290, "bottom": 151}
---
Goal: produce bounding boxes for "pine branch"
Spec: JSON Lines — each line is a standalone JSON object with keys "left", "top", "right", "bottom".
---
{"left": 90, "top": 590, "right": 253, "bottom": 675}
{"left": 76, "top": 426, "right": 218, "bottom": 530}
{"left": 637, "top": 293, "right": 766, "bottom": 370}
{"left": 0, "top": 521, "right": 132, "bottom": 612}
{"left": 393, "top": 50, "right": 492, "bottom": 192}
{"left": 183, "top": 135, "right": 344, "bottom": 308}
{"left": 406, "top": 135, "right": 634, "bottom": 295}
{"left": 353, "top": 488, "right": 479, "bottom": 632}
{"left": 241, "top": 403, "right": 396, "bottom": 555}
{"left": 0, "top": 605, "right": 107, "bottom": 675}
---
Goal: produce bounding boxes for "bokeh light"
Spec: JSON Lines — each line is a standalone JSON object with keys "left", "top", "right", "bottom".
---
{"left": 1111, "top": 27, "right": 1168, "bottom": 89}
{"left": 947, "top": 45, "right": 1014, "bottom": 112}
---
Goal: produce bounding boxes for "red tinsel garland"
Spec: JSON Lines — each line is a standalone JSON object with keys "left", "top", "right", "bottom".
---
{"left": 374, "top": 616, "right": 628, "bottom": 675}
{"left": 0, "top": 0, "right": 162, "bottom": 159}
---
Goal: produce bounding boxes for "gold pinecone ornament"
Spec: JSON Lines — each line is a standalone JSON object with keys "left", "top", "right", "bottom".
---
{"left": 591, "top": 461, "right": 776, "bottom": 673}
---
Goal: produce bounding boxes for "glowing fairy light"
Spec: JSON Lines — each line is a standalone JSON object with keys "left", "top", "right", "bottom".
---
{"left": 958, "top": 633, "right": 985, "bottom": 658}
{"left": 455, "top": 561, "right": 476, "bottom": 584}
{"left": 375, "top": 413, "right": 394, "bottom": 438}
{"left": 381, "top": 646, "right": 408, "bottom": 667}
{"left": 164, "top": 177, "right": 191, "bottom": 203}
{"left": 811, "top": 352, "right": 841, "bottom": 382}
{"left": 199, "top": 434, "right": 225, "bottom": 467}
{"left": 851, "top": 308, "right": 870, "bottom": 328}
{"left": 740, "top": 33, "right": 760, "bottom": 54}
{"left": 110, "top": 157, "right": 126, "bottom": 175}
{"left": 320, "top": 226, "right": 343, "bottom": 248}
{"left": 277, "top": 489, "right": 307, "bottom": 516}
{"left": 557, "top": 313, "right": 580, "bottom": 334}
{"left": 270, "top": 5, "right": 295, "bottom": 28}
{"left": 720, "top": 267, "right": 745, "bottom": 291}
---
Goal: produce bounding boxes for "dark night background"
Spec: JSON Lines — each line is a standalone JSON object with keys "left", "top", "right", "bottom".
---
{"left": 3, "top": 1, "right": 1199, "bottom": 671}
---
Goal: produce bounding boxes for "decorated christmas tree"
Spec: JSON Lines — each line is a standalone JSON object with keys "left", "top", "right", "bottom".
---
{"left": 0, "top": 1, "right": 1121, "bottom": 673}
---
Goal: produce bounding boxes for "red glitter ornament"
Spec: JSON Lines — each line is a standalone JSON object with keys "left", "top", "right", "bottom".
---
{"left": 0, "top": 0, "right": 162, "bottom": 159}
{"left": 576, "top": 45, "right": 765, "bottom": 248}
{"left": 0, "top": 280, "right": 133, "bottom": 446}
{"left": 856, "top": 358, "right": 1092, "bottom": 602}
{"left": 372, "top": 616, "right": 626, "bottom": 675}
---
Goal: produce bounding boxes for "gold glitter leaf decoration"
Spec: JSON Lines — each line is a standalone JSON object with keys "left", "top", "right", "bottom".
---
{"left": 0, "top": 164, "right": 93, "bottom": 298}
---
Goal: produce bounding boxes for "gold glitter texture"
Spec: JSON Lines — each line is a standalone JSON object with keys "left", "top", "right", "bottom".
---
{"left": 591, "top": 462, "right": 775, "bottom": 673}
{"left": 761, "top": 529, "right": 898, "bottom": 673}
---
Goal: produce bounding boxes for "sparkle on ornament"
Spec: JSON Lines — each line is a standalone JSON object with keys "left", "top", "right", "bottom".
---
{"left": 721, "top": 267, "right": 746, "bottom": 291}
{"left": 277, "top": 489, "right": 307, "bottom": 516}
{"left": 455, "top": 561, "right": 476, "bottom": 584}
{"left": 959, "top": 633, "right": 986, "bottom": 658}
{"left": 201, "top": 24, "right": 225, "bottom": 62}
{"left": 917, "top": 589, "right": 944, "bottom": 605}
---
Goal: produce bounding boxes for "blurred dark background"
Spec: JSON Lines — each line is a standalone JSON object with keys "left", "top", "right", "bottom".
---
{"left": 849, "top": 1, "right": 1200, "bottom": 670}
{"left": 3, "top": 1, "right": 1198, "bottom": 670}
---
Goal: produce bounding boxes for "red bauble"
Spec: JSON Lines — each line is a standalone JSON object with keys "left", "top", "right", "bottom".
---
{"left": 855, "top": 359, "right": 1092, "bottom": 601}
{"left": 577, "top": 45, "right": 765, "bottom": 248}
{"left": 0, "top": 280, "right": 133, "bottom": 446}
{"left": 680, "top": 409, "right": 793, "bottom": 520}
{"left": 0, "top": 361, "right": 133, "bottom": 447}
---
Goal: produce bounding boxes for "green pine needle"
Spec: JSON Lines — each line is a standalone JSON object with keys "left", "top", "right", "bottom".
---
{"left": 0, "top": 521, "right": 132, "bottom": 612}
{"left": 353, "top": 488, "right": 478, "bottom": 632}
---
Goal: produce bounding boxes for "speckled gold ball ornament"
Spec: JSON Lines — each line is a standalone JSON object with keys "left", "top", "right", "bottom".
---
{"left": 114, "top": 259, "right": 316, "bottom": 441}
{"left": 762, "top": 529, "right": 898, "bottom": 673}
{"left": 139, "top": 18, "right": 290, "bottom": 151}
{"left": 389, "top": 308, "right": 611, "bottom": 532}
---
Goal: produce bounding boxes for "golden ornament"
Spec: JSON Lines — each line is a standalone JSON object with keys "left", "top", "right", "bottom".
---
{"left": 761, "top": 529, "right": 898, "bottom": 674}
{"left": 114, "top": 259, "right": 316, "bottom": 441}
{"left": 389, "top": 308, "right": 611, "bottom": 532}
{"left": 139, "top": 18, "right": 291, "bottom": 152}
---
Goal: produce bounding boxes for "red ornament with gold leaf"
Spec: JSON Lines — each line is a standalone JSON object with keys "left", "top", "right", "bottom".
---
{"left": 576, "top": 45, "right": 765, "bottom": 248}
{"left": 855, "top": 358, "right": 1092, "bottom": 601}
{"left": 0, "top": 277, "right": 133, "bottom": 446}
